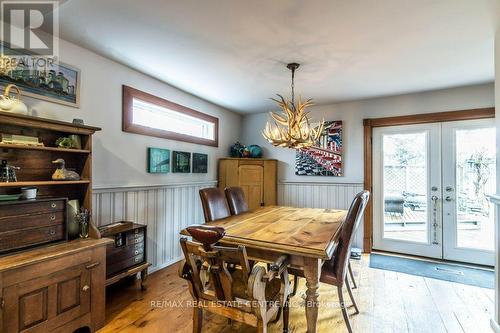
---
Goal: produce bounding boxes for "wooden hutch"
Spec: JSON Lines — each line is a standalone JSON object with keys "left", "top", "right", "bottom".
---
{"left": 218, "top": 158, "right": 277, "bottom": 210}
{"left": 0, "top": 111, "right": 111, "bottom": 333}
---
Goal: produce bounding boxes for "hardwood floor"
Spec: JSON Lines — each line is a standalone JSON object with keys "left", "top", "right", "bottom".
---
{"left": 99, "top": 255, "right": 494, "bottom": 333}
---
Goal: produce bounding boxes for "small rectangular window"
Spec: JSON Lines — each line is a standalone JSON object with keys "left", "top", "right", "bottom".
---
{"left": 122, "top": 85, "right": 219, "bottom": 147}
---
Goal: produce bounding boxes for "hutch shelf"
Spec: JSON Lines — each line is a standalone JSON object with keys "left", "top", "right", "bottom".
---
{"left": 0, "top": 111, "right": 111, "bottom": 333}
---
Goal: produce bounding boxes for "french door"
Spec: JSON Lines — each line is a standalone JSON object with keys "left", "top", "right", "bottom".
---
{"left": 373, "top": 119, "right": 496, "bottom": 266}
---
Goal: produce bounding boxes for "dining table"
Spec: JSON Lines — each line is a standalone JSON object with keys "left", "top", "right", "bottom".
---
{"left": 180, "top": 205, "right": 347, "bottom": 333}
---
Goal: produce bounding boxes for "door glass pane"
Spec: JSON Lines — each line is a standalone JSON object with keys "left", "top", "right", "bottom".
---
{"left": 383, "top": 132, "right": 428, "bottom": 243}
{"left": 455, "top": 127, "right": 496, "bottom": 251}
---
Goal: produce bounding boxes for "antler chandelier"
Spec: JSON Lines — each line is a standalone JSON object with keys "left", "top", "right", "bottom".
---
{"left": 262, "top": 63, "right": 324, "bottom": 149}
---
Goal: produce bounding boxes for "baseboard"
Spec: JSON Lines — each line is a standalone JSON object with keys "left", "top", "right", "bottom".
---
{"left": 491, "top": 318, "right": 500, "bottom": 333}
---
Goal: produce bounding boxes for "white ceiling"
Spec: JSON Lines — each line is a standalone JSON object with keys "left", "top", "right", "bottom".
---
{"left": 57, "top": 0, "right": 498, "bottom": 113}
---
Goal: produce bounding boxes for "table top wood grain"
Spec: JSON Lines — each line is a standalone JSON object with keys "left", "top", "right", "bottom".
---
{"left": 181, "top": 206, "right": 346, "bottom": 260}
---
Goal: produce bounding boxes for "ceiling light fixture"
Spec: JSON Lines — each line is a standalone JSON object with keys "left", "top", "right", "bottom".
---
{"left": 262, "top": 63, "right": 324, "bottom": 149}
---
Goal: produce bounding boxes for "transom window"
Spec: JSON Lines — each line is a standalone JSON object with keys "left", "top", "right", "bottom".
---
{"left": 122, "top": 85, "right": 219, "bottom": 146}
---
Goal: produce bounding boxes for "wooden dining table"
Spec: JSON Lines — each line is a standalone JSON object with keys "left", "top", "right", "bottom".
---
{"left": 180, "top": 205, "right": 347, "bottom": 333}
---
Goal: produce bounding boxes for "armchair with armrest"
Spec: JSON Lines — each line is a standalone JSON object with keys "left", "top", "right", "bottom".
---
{"left": 179, "top": 225, "right": 291, "bottom": 333}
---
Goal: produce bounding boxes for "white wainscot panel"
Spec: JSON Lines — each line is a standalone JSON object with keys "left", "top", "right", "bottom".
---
{"left": 92, "top": 181, "right": 216, "bottom": 273}
{"left": 278, "top": 181, "right": 365, "bottom": 249}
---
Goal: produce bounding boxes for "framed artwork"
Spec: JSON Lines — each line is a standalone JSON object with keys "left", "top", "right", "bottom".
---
{"left": 192, "top": 153, "right": 208, "bottom": 173}
{"left": 148, "top": 148, "right": 170, "bottom": 173}
{"left": 172, "top": 151, "right": 191, "bottom": 173}
{"left": 295, "top": 121, "right": 343, "bottom": 176}
{"left": 0, "top": 44, "right": 81, "bottom": 108}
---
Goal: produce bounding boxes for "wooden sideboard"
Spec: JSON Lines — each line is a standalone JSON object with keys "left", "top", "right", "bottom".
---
{"left": 0, "top": 238, "right": 112, "bottom": 333}
{"left": 218, "top": 158, "right": 277, "bottom": 210}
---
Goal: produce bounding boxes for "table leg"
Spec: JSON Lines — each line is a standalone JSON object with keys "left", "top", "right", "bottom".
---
{"left": 303, "top": 257, "right": 321, "bottom": 333}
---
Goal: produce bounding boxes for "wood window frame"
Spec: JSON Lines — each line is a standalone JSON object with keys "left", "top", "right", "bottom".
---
{"left": 363, "top": 107, "right": 495, "bottom": 253}
{"left": 122, "top": 85, "right": 219, "bottom": 147}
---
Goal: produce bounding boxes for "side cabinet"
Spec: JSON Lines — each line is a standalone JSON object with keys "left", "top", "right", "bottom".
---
{"left": 0, "top": 239, "right": 111, "bottom": 333}
{"left": 218, "top": 158, "right": 277, "bottom": 210}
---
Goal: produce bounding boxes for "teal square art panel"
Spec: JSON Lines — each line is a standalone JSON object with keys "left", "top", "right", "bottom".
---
{"left": 172, "top": 151, "right": 191, "bottom": 173}
{"left": 148, "top": 148, "right": 170, "bottom": 173}
{"left": 192, "top": 153, "right": 208, "bottom": 173}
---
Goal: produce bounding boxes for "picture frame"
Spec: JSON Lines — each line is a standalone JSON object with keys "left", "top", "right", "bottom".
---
{"left": 148, "top": 148, "right": 170, "bottom": 173}
{"left": 295, "top": 120, "right": 343, "bottom": 176}
{"left": 0, "top": 44, "right": 81, "bottom": 108}
{"left": 192, "top": 153, "right": 208, "bottom": 173}
{"left": 172, "top": 151, "right": 191, "bottom": 173}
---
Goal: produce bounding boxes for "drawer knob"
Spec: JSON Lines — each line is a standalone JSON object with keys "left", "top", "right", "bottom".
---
{"left": 135, "top": 257, "right": 140, "bottom": 262}
{"left": 51, "top": 202, "right": 57, "bottom": 208}
{"left": 49, "top": 230, "right": 56, "bottom": 236}
{"left": 134, "top": 250, "right": 139, "bottom": 255}
{"left": 82, "top": 285, "right": 90, "bottom": 292}
{"left": 50, "top": 214, "right": 56, "bottom": 221}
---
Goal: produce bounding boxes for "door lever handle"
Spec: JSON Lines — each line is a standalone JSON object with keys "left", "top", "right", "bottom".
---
{"left": 445, "top": 196, "right": 453, "bottom": 202}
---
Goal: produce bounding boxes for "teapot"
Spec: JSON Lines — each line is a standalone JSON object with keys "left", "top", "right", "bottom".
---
{"left": 0, "top": 84, "right": 28, "bottom": 115}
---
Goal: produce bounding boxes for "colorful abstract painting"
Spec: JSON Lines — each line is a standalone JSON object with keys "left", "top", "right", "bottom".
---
{"left": 192, "top": 153, "right": 208, "bottom": 173}
{"left": 172, "top": 151, "right": 191, "bottom": 173}
{"left": 295, "top": 121, "right": 343, "bottom": 176}
{"left": 148, "top": 148, "right": 170, "bottom": 173}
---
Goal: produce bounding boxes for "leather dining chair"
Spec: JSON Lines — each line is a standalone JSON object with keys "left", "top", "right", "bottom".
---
{"left": 224, "top": 186, "right": 249, "bottom": 215}
{"left": 199, "top": 188, "right": 231, "bottom": 222}
{"left": 289, "top": 191, "right": 370, "bottom": 333}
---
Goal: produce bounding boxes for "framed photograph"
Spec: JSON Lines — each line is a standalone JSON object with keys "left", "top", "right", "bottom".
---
{"left": 148, "top": 148, "right": 170, "bottom": 173}
{"left": 295, "top": 120, "right": 343, "bottom": 176}
{"left": 0, "top": 44, "right": 81, "bottom": 108}
{"left": 192, "top": 153, "right": 208, "bottom": 173}
{"left": 172, "top": 151, "right": 191, "bottom": 173}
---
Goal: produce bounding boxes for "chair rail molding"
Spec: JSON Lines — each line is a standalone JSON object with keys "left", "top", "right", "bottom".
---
{"left": 92, "top": 180, "right": 217, "bottom": 273}
{"left": 488, "top": 194, "right": 500, "bottom": 333}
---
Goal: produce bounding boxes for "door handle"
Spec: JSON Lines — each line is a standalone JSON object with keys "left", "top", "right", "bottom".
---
{"left": 445, "top": 196, "right": 453, "bottom": 202}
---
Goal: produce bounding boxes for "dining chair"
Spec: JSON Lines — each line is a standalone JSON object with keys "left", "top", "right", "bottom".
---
{"left": 179, "top": 225, "right": 291, "bottom": 333}
{"left": 224, "top": 186, "right": 249, "bottom": 215}
{"left": 289, "top": 190, "right": 370, "bottom": 333}
{"left": 199, "top": 187, "right": 231, "bottom": 222}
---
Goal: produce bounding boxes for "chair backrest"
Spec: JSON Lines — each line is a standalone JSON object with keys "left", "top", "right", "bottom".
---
{"left": 179, "top": 225, "right": 250, "bottom": 302}
{"left": 225, "top": 187, "right": 249, "bottom": 215}
{"left": 326, "top": 191, "right": 370, "bottom": 283}
{"left": 199, "top": 187, "right": 231, "bottom": 222}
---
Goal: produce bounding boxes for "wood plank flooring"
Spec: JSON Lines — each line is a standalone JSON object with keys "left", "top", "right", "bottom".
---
{"left": 99, "top": 255, "right": 494, "bottom": 333}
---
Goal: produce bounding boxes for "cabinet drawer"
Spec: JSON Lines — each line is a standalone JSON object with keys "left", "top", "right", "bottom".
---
{"left": 0, "top": 200, "right": 65, "bottom": 218}
{"left": 106, "top": 241, "right": 144, "bottom": 258}
{"left": 0, "top": 225, "right": 64, "bottom": 252}
{"left": 107, "top": 254, "right": 144, "bottom": 276}
{"left": 127, "top": 230, "right": 144, "bottom": 241}
{"left": 0, "top": 211, "right": 64, "bottom": 233}
{"left": 107, "top": 245, "right": 144, "bottom": 264}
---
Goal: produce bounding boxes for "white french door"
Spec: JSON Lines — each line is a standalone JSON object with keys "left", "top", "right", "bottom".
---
{"left": 373, "top": 119, "right": 496, "bottom": 266}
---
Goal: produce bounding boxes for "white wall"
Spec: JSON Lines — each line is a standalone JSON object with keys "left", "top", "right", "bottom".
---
{"left": 242, "top": 83, "right": 495, "bottom": 184}
{"left": 20, "top": 39, "right": 242, "bottom": 187}
{"left": 243, "top": 83, "right": 494, "bottom": 250}
{"left": 14, "top": 39, "right": 242, "bottom": 273}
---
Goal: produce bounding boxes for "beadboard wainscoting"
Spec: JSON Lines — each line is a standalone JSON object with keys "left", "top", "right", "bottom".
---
{"left": 278, "top": 181, "right": 365, "bottom": 249}
{"left": 92, "top": 181, "right": 216, "bottom": 273}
